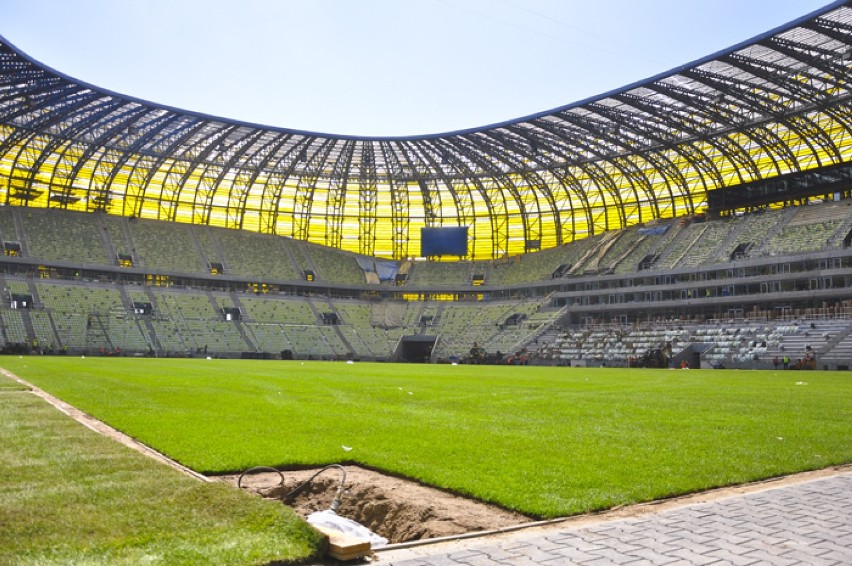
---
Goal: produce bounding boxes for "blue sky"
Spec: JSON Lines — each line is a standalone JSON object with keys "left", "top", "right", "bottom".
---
{"left": 0, "top": 0, "right": 834, "bottom": 136}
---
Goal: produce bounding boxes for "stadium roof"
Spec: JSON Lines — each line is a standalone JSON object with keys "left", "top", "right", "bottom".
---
{"left": 2, "top": 0, "right": 852, "bottom": 259}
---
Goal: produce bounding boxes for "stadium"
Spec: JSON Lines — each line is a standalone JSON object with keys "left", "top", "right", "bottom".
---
{"left": 2, "top": 5, "right": 852, "bottom": 371}
{"left": 1, "top": 1, "right": 852, "bottom": 564}
{"left": 2, "top": 4, "right": 852, "bottom": 370}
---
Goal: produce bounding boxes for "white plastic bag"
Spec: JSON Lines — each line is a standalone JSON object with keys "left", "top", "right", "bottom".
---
{"left": 307, "top": 509, "right": 388, "bottom": 548}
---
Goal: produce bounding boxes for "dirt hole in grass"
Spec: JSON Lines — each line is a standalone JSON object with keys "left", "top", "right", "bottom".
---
{"left": 218, "top": 466, "right": 531, "bottom": 544}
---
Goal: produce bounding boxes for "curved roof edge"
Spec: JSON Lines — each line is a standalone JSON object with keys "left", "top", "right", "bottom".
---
{"left": 1, "top": 0, "right": 846, "bottom": 142}
{"left": 454, "top": 0, "right": 851, "bottom": 138}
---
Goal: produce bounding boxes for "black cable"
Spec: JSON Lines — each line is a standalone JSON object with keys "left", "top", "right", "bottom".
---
{"left": 237, "top": 466, "right": 285, "bottom": 490}
{"left": 283, "top": 464, "right": 348, "bottom": 512}
{"left": 238, "top": 464, "right": 348, "bottom": 512}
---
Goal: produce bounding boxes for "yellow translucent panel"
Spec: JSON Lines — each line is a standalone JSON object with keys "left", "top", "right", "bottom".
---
{"left": 4, "top": 108, "right": 852, "bottom": 260}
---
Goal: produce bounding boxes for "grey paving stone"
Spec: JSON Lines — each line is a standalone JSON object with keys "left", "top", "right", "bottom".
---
{"left": 581, "top": 557, "right": 641, "bottom": 566}
{"left": 711, "top": 538, "right": 761, "bottom": 556}
{"left": 666, "top": 547, "right": 722, "bottom": 565}
{"left": 586, "top": 546, "right": 644, "bottom": 563}
{"left": 703, "top": 547, "right": 761, "bottom": 565}
{"left": 504, "top": 556, "right": 557, "bottom": 566}
{"left": 375, "top": 473, "right": 852, "bottom": 566}
{"left": 635, "top": 538, "right": 687, "bottom": 556}
{"left": 509, "top": 544, "right": 564, "bottom": 562}
{"left": 498, "top": 540, "right": 534, "bottom": 551}
{"left": 819, "top": 549, "right": 852, "bottom": 563}
{"left": 551, "top": 546, "right": 610, "bottom": 563}
{"left": 520, "top": 538, "right": 567, "bottom": 552}
{"left": 446, "top": 549, "right": 488, "bottom": 561}
{"left": 624, "top": 547, "right": 683, "bottom": 564}
{"left": 741, "top": 548, "right": 801, "bottom": 566}
{"left": 542, "top": 535, "right": 607, "bottom": 553}
{"left": 455, "top": 553, "right": 505, "bottom": 566}
{"left": 775, "top": 549, "right": 840, "bottom": 565}
{"left": 479, "top": 549, "right": 525, "bottom": 563}
{"left": 811, "top": 540, "right": 852, "bottom": 556}
{"left": 420, "top": 557, "right": 466, "bottom": 566}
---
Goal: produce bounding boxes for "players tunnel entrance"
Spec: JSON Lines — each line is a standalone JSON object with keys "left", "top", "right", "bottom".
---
{"left": 398, "top": 335, "right": 437, "bottom": 363}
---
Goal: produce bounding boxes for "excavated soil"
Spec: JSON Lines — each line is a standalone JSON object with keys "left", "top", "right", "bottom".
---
{"left": 217, "top": 466, "right": 531, "bottom": 544}
{"left": 217, "top": 463, "right": 852, "bottom": 546}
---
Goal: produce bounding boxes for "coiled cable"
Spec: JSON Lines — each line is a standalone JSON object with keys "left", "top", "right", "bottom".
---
{"left": 238, "top": 464, "right": 347, "bottom": 511}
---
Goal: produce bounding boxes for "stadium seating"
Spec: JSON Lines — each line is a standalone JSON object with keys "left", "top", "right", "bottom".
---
{"left": 242, "top": 322, "right": 293, "bottom": 354}
{"left": 0, "top": 267, "right": 849, "bottom": 367}
{"left": 32, "top": 281, "right": 124, "bottom": 351}
{"left": 666, "top": 220, "right": 736, "bottom": 269}
{"left": 297, "top": 241, "right": 366, "bottom": 285}
{"left": 102, "top": 216, "right": 133, "bottom": 264}
{"left": 760, "top": 221, "right": 844, "bottom": 257}
{"left": 192, "top": 225, "right": 226, "bottom": 274}
{"left": 0, "top": 309, "right": 27, "bottom": 344}
{"left": 611, "top": 221, "right": 682, "bottom": 274}
{"left": 0, "top": 207, "right": 19, "bottom": 245}
{"left": 407, "top": 261, "right": 471, "bottom": 286}
{"left": 1, "top": 200, "right": 848, "bottom": 287}
{"left": 29, "top": 310, "right": 57, "bottom": 349}
{"left": 239, "top": 295, "right": 318, "bottom": 325}
{"left": 0, "top": 198, "right": 849, "bottom": 366}
{"left": 217, "top": 228, "right": 301, "bottom": 282}
{"left": 126, "top": 218, "right": 206, "bottom": 275}
{"left": 20, "top": 209, "right": 110, "bottom": 266}
{"left": 713, "top": 210, "right": 784, "bottom": 262}
{"left": 333, "top": 301, "right": 397, "bottom": 358}
{"left": 281, "top": 325, "right": 347, "bottom": 359}
{"left": 532, "top": 316, "right": 852, "bottom": 370}
{"left": 146, "top": 289, "right": 248, "bottom": 354}
{"left": 488, "top": 235, "right": 600, "bottom": 285}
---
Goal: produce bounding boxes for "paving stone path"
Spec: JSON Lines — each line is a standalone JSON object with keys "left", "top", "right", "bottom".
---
{"left": 371, "top": 471, "right": 852, "bottom": 565}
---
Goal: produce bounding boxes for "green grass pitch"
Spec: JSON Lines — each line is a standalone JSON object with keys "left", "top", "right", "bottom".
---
{"left": 4, "top": 357, "right": 851, "bottom": 519}
{"left": 0, "top": 363, "right": 324, "bottom": 565}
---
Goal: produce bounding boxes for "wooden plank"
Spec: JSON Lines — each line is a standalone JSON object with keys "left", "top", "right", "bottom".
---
{"left": 313, "top": 524, "right": 372, "bottom": 561}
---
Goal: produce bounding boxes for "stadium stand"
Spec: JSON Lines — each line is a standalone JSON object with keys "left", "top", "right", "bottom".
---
{"left": 667, "top": 220, "right": 736, "bottom": 269}
{"left": 193, "top": 225, "right": 227, "bottom": 275}
{"left": 239, "top": 295, "right": 318, "bottom": 325}
{"left": 102, "top": 216, "right": 135, "bottom": 266}
{"left": 297, "top": 242, "right": 366, "bottom": 285}
{"left": 217, "top": 228, "right": 301, "bottom": 282}
{"left": 488, "top": 235, "right": 600, "bottom": 285}
{"left": 20, "top": 209, "right": 110, "bottom": 266}
{"left": 407, "top": 261, "right": 472, "bottom": 287}
{"left": 758, "top": 204, "right": 850, "bottom": 257}
{"left": 0, "top": 198, "right": 848, "bottom": 368}
{"left": 126, "top": 218, "right": 207, "bottom": 275}
{"left": 1, "top": 309, "right": 27, "bottom": 345}
{"left": 0, "top": 207, "right": 19, "bottom": 245}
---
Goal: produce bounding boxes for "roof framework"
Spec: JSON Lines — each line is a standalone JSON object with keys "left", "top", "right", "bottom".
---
{"left": 2, "top": 1, "right": 852, "bottom": 259}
